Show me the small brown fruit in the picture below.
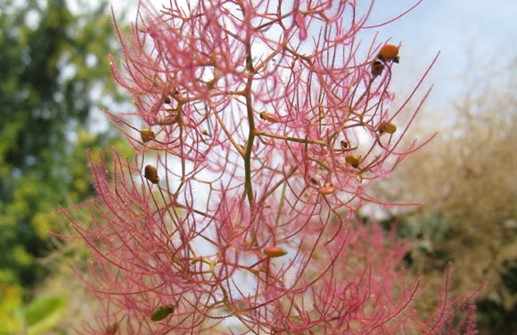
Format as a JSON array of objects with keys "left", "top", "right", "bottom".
[
  {"left": 378, "top": 121, "right": 397, "bottom": 134},
  {"left": 371, "top": 59, "right": 384, "bottom": 77},
  {"left": 345, "top": 155, "right": 360, "bottom": 168},
  {"left": 259, "top": 111, "right": 280, "bottom": 123},
  {"left": 264, "top": 246, "right": 287, "bottom": 258},
  {"left": 140, "top": 129, "right": 155, "bottom": 142},
  {"left": 378, "top": 44, "right": 400, "bottom": 63},
  {"left": 144, "top": 164, "right": 159, "bottom": 184},
  {"left": 319, "top": 182, "right": 335, "bottom": 195}
]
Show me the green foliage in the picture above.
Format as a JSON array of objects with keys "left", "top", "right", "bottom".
[
  {"left": 474, "top": 258, "right": 517, "bottom": 332},
  {"left": 0, "top": 0, "right": 123, "bottom": 315},
  {"left": 0, "top": 284, "right": 24, "bottom": 334},
  {"left": 502, "top": 259, "right": 517, "bottom": 295},
  {"left": 25, "top": 294, "right": 67, "bottom": 335},
  {"left": 0, "top": 288, "right": 67, "bottom": 335}
]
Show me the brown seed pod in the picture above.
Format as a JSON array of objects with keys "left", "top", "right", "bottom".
[
  {"left": 378, "top": 44, "right": 400, "bottom": 63},
  {"left": 105, "top": 323, "right": 118, "bottom": 335},
  {"left": 144, "top": 164, "right": 159, "bottom": 184},
  {"left": 264, "top": 246, "right": 287, "bottom": 258},
  {"left": 259, "top": 111, "right": 280, "bottom": 123},
  {"left": 319, "top": 182, "right": 335, "bottom": 195},
  {"left": 371, "top": 59, "right": 384, "bottom": 77},
  {"left": 378, "top": 121, "right": 397, "bottom": 134},
  {"left": 140, "top": 129, "right": 155, "bottom": 142},
  {"left": 345, "top": 155, "right": 360, "bottom": 168}
]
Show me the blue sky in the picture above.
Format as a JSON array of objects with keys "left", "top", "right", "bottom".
[{"left": 371, "top": 0, "right": 517, "bottom": 110}]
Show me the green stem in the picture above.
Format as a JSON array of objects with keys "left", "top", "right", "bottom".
[{"left": 243, "top": 76, "right": 255, "bottom": 206}]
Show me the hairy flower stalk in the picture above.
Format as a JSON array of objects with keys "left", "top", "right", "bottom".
[{"left": 64, "top": 0, "right": 479, "bottom": 333}]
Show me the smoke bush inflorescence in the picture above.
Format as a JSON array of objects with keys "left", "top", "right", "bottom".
[{"left": 65, "top": 1, "right": 479, "bottom": 333}]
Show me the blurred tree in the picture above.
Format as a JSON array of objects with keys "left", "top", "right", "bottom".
[
  {"left": 372, "top": 56, "right": 517, "bottom": 334},
  {"left": 0, "top": 0, "right": 124, "bottom": 326}
]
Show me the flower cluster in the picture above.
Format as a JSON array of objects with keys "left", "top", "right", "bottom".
[{"left": 66, "top": 0, "right": 478, "bottom": 333}]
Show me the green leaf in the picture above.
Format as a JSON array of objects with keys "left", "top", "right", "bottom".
[
  {"left": 24, "top": 294, "right": 66, "bottom": 335},
  {"left": 0, "top": 284, "right": 24, "bottom": 334}
]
